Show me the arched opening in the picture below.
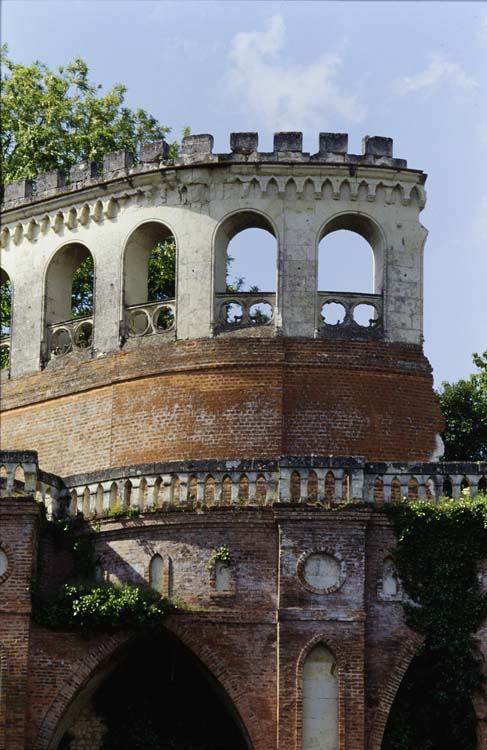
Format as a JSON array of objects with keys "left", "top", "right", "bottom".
[
  {"left": 291, "top": 471, "right": 301, "bottom": 502},
  {"left": 56, "top": 634, "right": 250, "bottom": 750},
  {"left": 307, "top": 471, "right": 318, "bottom": 501},
  {"left": 382, "top": 557, "right": 400, "bottom": 597},
  {"left": 238, "top": 474, "right": 249, "bottom": 501},
  {"left": 123, "top": 221, "right": 176, "bottom": 338},
  {"left": 317, "top": 215, "right": 384, "bottom": 335},
  {"left": 95, "top": 485, "right": 104, "bottom": 516},
  {"left": 302, "top": 645, "right": 338, "bottom": 750},
  {"left": 149, "top": 554, "right": 164, "bottom": 593},
  {"left": 205, "top": 475, "right": 216, "bottom": 504},
  {"left": 382, "top": 649, "right": 477, "bottom": 749},
  {"left": 0, "top": 268, "right": 12, "bottom": 370},
  {"left": 153, "top": 477, "right": 164, "bottom": 507},
  {"left": 44, "top": 243, "right": 94, "bottom": 359},
  {"left": 214, "top": 211, "right": 277, "bottom": 332},
  {"left": 255, "top": 474, "right": 267, "bottom": 504},
  {"left": 221, "top": 475, "right": 232, "bottom": 505}
]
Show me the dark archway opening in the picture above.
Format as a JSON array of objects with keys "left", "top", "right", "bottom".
[
  {"left": 59, "top": 633, "right": 250, "bottom": 750},
  {"left": 382, "top": 648, "right": 478, "bottom": 750}
]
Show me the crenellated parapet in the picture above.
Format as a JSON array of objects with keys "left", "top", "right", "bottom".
[{"left": 1, "top": 132, "right": 417, "bottom": 212}]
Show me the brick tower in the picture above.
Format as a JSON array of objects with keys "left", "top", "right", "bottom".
[{"left": 1, "top": 132, "right": 485, "bottom": 749}]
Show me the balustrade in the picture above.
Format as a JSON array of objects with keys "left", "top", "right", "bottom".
[
  {"left": 0, "top": 336, "right": 10, "bottom": 369},
  {"left": 2, "top": 451, "right": 485, "bottom": 520},
  {"left": 317, "top": 292, "right": 383, "bottom": 338},
  {"left": 214, "top": 292, "right": 275, "bottom": 332},
  {"left": 47, "top": 315, "right": 93, "bottom": 358},
  {"left": 124, "top": 300, "right": 176, "bottom": 338}
]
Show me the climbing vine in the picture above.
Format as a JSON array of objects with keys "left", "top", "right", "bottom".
[{"left": 383, "top": 494, "right": 487, "bottom": 750}]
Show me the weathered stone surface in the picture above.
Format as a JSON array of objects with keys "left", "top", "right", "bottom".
[
  {"left": 36, "top": 169, "right": 66, "bottom": 194},
  {"left": 69, "top": 161, "right": 99, "bottom": 183},
  {"left": 102, "top": 149, "right": 134, "bottom": 173},
  {"left": 230, "top": 132, "right": 258, "bottom": 154},
  {"left": 319, "top": 132, "right": 348, "bottom": 154},
  {"left": 139, "top": 139, "right": 169, "bottom": 163},
  {"left": 362, "top": 135, "right": 393, "bottom": 157},
  {"left": 181, "top": 134, "right": 214, "bottom": 156},
  {"left": 3, "top": 178, "right": 33, "bottom": 203},
  {"left": 274, "top": 131, "right": 303, "bottom": 152}
]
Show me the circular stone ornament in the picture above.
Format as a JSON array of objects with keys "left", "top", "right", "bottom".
[{"left": 299, "top": 551, "right": 346, "bottom": 594}]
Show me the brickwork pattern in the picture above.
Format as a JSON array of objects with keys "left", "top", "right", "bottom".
[{"left": 0, "top": 338, "right": 443, "bottom": 477}]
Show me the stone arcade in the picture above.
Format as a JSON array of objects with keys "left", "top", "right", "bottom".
[{"left": 0, "top": 132, "right": 486, "bottom": 749}]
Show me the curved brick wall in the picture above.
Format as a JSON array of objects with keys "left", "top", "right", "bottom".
[{"left": 0, "top": 337, "right": 443, "bottom": 477}]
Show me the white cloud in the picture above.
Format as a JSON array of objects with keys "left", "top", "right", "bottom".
[
  {"left": 227, "top": 15, "right": 364, "bottom": 130},
  {"left": 396, "top": 54, "right": 477, "bottom": 94}
]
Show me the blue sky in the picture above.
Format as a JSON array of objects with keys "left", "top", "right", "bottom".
[{"left": 3, "top": 0, "right": 486, "bottom": 384}]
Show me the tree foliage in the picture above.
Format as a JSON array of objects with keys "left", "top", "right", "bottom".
[
  {"left": 1, "top": 45, "right": 176, "bottom": 183},
  {"left": 437, "top": 351, "right": 487, "bottom": 460}
]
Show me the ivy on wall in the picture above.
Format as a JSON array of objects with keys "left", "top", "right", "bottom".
[
  {"left": 383, "top": 494, "right": 487, "bottom": 750},
  {"left": 32, "top": 518, "right": 176, "bottom": 635},
  {"left": 33, "top": 582, "right": 175, "bottom": 634}
]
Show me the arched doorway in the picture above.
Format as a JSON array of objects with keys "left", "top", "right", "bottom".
[{"left": 56, "top": 632, "right": 250, "bottom": 750}]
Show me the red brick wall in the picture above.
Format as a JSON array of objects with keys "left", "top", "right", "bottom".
[
  {"left": 2, "top": 503, "right": 487, "bottom": 749},
  {"left": 0, "top": 499, "right": 40, "bottom": 750},
  {"left": 0, "top": 338, "right": 443, "bottom": 476}
]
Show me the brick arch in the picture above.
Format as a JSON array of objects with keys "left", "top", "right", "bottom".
[
  {"left": 35, "top": 633, "right": 128, "bottom": 750},
  {"left": 36, "top": 621, "right": 255, "bottom": 750},
  {"left": 367, "top": 630, "right": 423, "bottom": 750},
  {"left": 295, "top": 632, "right": 348, "bottom": 750}
]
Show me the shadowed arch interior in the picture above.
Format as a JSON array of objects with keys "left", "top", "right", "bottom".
[
  {"left": 57, "top": 633, "right": 251, "bottom": 750},
  {"left": 381, "top": 648, "right": 477, "bottom": 750}
]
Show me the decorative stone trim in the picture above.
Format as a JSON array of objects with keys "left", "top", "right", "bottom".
[{"left": 297, "top": 549, "right": 347, "bottom": 595}]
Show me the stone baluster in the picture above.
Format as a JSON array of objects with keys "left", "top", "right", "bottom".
[
  {"left": 231, "top": 477, "right": 240, "bottom": 504},
  {"left": 468, "top": 475, "right": 479, "bottom": 498},
  {"left": 350, "top": 469, "right": 365, "bottom": 500},
  {"left": 400, "top": 477, "right": 409, "bottom": 500},
  {"left": 101, "top": 481, "right": 114, "bottom": 512},
  {"left": 247, "top": 472, "right": 257, "bottom": 502},
  {"left": 278, "top": 468, "right": 292, "bottom": 502},
  {"left": 196, "top": 475, "right": 205, "bottom": 504},
  {"left": 162, "top": 474, "right": 173, "bottom": 503},
  {"left": 451, "top": 475, "right": 462, "bottom": 500},
  {"left": 416, "top": 477, "right": 427, "bottom": 500},
  {"left": 334, "top": 469, "right": 344, "bottom": 502},
  {"left": 178, "top": 473, "right": 189, "bottom": 504},
  {"left": 130, "top": 478, "right": 142, "bottom": 508},
  {"left": 87, "top": 483, "right": 99, "bottom": 515}
]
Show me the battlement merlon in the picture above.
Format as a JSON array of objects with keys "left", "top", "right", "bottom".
[{"left": 0, "top": 132, "right": 425, "bottom": 213}]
